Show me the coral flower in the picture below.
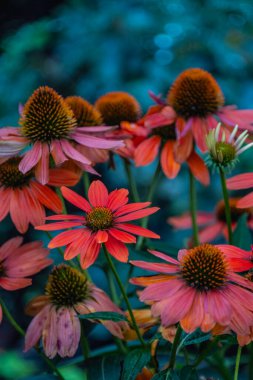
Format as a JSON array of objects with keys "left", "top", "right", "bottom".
[
  {"left": 0, "top": 236, "right": 51, "bottom": 323},
  {"left": 24, "top": 264, "right": 128, "bottom": 358},
  {"left": 0, "top": 157, "right": 76, "bottom": 233},
  {"left": 0, "top": 86, "right": 123, "bottom": 184},
  {"left": 36, "top": 180, "right": 160, "bottom": 268},
  {"left": 134, "top": 105, "right": 210, "bottom": 185},
  {"left": 227, "top": 173, "right": 253, "bottom": 208},
  {"left": 131, "top": 244, "right": 253, "bottom": 335},
  {"left": 146, "top": 68, "right": 253, "bottom": 152},
  {"left": 168, "top": 198, "right": 253, "bottom": 243}
]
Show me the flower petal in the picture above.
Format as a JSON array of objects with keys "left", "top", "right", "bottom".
[
  {"left": 135, "top": 136, "right": 161, "bottom": 166},
  {"left": 88, "top": 180, "right": 109, "bottom": 207},
  {"left": 105, "top": 235, "right": 129, "bottom": 262},
  {"left": 61, "top": 186, "right": 91, "bottom": 212}
]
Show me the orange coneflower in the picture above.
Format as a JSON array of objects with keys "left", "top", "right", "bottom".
[
  {"left": 131, "top": 244, "right": 253, "bottom": 335},
  {"left": 36, "top": 180, "right": 160, "bottom": 268},
  {"left": 168, "top": 198, "right": 253, "bottom": 243},
  {"left": 146, "top": 68, "right": 253, "bottom": 152},
  {"left": 24, "top": 264, "right": 128, "bottom": 358},
  {"left": 0, "top": 87, "right": 123, "bottom": 184}
]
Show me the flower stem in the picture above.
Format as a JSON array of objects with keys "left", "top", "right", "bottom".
[
  {"left": 219, "top": 168, "right": 233, "bottom": 244},
  {"left": 123, "top": 158, "right": 140, "bottom": 202},
  {"left": 56, "top": 187, "right": 67, "bottom": 214},
  {"left": 0, "top": 298, "right": 65, "bottom": 380},
  {"left": 80, "top": 322, "right": 90, "bottom": 360},
  {"left": 234, "top": 345, "right": 242, "bottom": 380},
  {"left": 82, "top": 172, "right": 90, "bottom": 198},
  {"left": 189, "top": 170, "right": 200, "bottom": 246},
  {"left": 136, "top": 161, "right": 161, "bottom": 250},
  {"left": 102, "top": 245, "right": 146, "bottom": 348},
  {"left": 168, "top": 324, "right": 183, "bottom": 369}
]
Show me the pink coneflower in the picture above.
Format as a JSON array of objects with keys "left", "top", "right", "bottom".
[
  {"left": 130, "top": 244, "right": 253, "bottom": 335},
  {"left": 0, "top": 236, "right": 51, "bottom": 323},
  {"left": 0, "top": 157, "right": 69, "bottom": 233},
  {"left": 227, "top": 173, "right": 253, "bottom": 208},
  {"left": 24, "top": 264, "right": 128, "bottom": 358},
  {"left": 0, "top": 86, "right": 123, "bottom": 184},
  {"left": 145, "top": 68, "right": 253, "bottom": 152},
  {"left": 36, "top": 180, "right": 160, "bottom": 268},
  {"left": 134, "top": 104, "right": 210, "bottom": 185},
  {"left": 168, "top": 198, "right": 253, "bottom": 243}
]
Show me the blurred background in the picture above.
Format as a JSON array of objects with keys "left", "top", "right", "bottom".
[{"left": 0, "top": 0, "right": 253, "bottom": 379}]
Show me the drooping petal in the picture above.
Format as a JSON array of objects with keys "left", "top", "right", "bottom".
[
  {"left": 160, "top": 140, "right": 181, "bottom": 179},
  {"left": 105, "top": 235, "right": 129, "bottom": 262},
  {"left": 237, "top": 192, "right": 253, "bottom": 208},
  {"left": 30, "top": 182, "right": 63, "bottom": 214},
  {"left": 0, "top": 188, "right": 11, "bottom": 222},
  {"left": 226, "top": 173, "right": 253, "bottom": 190},
  {"left": 19, "top": 141, "right": 42, "bottom": 174},
  {"left": 57, "top": 308, "right": 75, "bottom": 357},
  {"left": 50, "top": 140, "right": 68, "bottom": 165},
  {"left": 79, "top": 236, "right": 100, "bottom": 268},
  {"left": 95, "top": 230, "right": 109, "bottom": 243},
  {"left": 187, "top": 150, "right": 210, "bottom": 185},
  {"left": 34, "top": 143, "right": 49, "bottom": 185},
  {"left": 24, "top": 305, "right": 50, "bottom": 352},
  {"left": 61, "top": 139, "right": 91, "bottom": 165},
  {"left": 88, "top": 180, "right": 109, "bottom": 207},
  {"left": 191, "top": 117, "right": 209, "bottom": 152},
  {"left": 135, "top": 136, "right": 161, "bottom": 166},
  {"left": 10, "top": 189, "right": 29, "bottom": 233},
  {"left": 71, "top": 132, "right": 124, "bottom": 149},
  {"left": 43, "top": 306, "right": 58, "bottom": 359}
]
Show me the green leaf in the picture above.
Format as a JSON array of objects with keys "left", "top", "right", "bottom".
[
  {"left": 121, "top": 349, "right": 150, "bottom": 380},
  {"left": 152, "top": 369, "right": 179, "bottom": 380},
  {"left": 179, "top": 366, "right": 198, "bottom": 380},
  {"left": 233, "top": 214, "right": 252, "bottom": 249},
  {"left": 78, "top": 311, "right": 127, "bottom": 322},
  {"left": 182, "top": 329, "right": 211, "bottom": 346}
]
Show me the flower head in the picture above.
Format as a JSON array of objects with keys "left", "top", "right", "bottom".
[
  {"left": 0, "top": 87, "right": 123, "bottom": 184},
  {"left": 24, "top": 264, "right": 128, "bottom": 358},
  {"left": 131, "top": 244, "right": 253, "bottom": 335},
  {"left": 227, "top": 173, "right": 253, "bottom": 208},
  {"left": 65, "top": 96, "right": 103, "bottom": 127},
  {"left": 36, "top": 180, "right": 160, "bottom": 268},
  {"left": 95, "top": 91, "right": 141, "bottom": 126},
  {"left": 0, "top": 236, "right": 51, "bottom": 323},
  {"left": 206, "top": 123, "right": 253, "bottom": 171},
  {"left": 168, "top": 197, "right": 253, "bottom": 243},
  {"left": 144, "top": 68, "right": 253, "bottom": 152}
]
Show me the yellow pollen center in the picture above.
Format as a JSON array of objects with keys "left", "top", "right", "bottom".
[
  {"left": 95, "top": 91, "right": 141, "bottom": 126},
  {"left": 86, "top": 207, "right": 113, "bottom": 231},
  {"left": 45, "top": 265, "right": 90, "bottom": 307},
  {"left": 0, "top": 158, "right": 33, "bottom": 188},
  {"left": 65, "top": 96, "right": 103, "bottom": 126},
  {"left": 168, "top": 68, "right": 224, "bottom": 119},
  {"left": 20, "top": 86, "right": 77, "bottom": 143},
  {"left": 181, "top": 244, "right": 227, "bottom": 291},
  {"left": 216, "top": 199, "right": 252, "bottom": 223}
]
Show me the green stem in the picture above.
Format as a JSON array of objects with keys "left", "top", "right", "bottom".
[
  {"left": 82, "top": 172, "right": 90, "bottom": 198},
  {"left": 123, "top": 159, "right": 140, "bottom": 202},
  {"left": 219, "top": 168, "right": 233, "bottom": 244},
  {"left": 192, "top": 336, "right": 219, "bottom": 367},
  {"left": 234, "top": 345, "right": 242, "bottom": 380},
  {"left": 189, "top": 170, "right": 200, "bottom": 246},
  {"left": 0, "top": 298, "right": 65, "bottom": 380},
  {"left": 102, "top": 245, "right": 146, "bottom": 348},
  {"left": 168, "top": 325, "right": 183, "bottom": 369},
  {"left": 136, "top": 161, "right": 161, "bottom": 250},
  {"left": 56, "top": 187, "right": 67, "bottom": 214},
  {"left": 106, "top": 266, "right": 119, "bottom": 305},
  {"left": 80, "top": 323, "right": 90, "bottom": 360}
]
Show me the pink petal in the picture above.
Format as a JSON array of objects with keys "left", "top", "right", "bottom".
[
  {"left": 61, "top": 139, "right": 91, "bottom": 165},
  {"left": 43, "top": 306, "right": 58, "bottom": 358},
  {"left": 140, "top": 278, "right": 184, "bottom": 302},
  {"left": 147, "top": 249, "right": 179, "bottom": 264},
  {"left": 51, "top": 140, "right": 68, "bottom": 165},
  {"left": 48, "top": 229, "right": 86, "bottom": 248},
  {"left": 130, "top": 260, "right": 179, "bottom": 274},
  {"left": 30, "top": 182, "right": 63, "bottom": 214},
  {"left": 237, "top": 192, "right": 253, "bottom": 208},
  {"left": 57, "top": 308, "right": 76, "bottom": 357},
  {"left": 10, "top": 189, "right": 29, "bottom": 233},
  {"left": 0, "top": 277, "right": 31, "bottom": 290},
  {"left": 168, "top": 212, "right": 214, "bottom": 229},
  {"left": 61, "top": 186, "right": 91, "bottom": 212},
  {"left": 19, "top": 141, "right": 42, "bottom": 173},
  {"left": 45, "top": 214, "right": 85, "bottom": 221},
  {"left": 0, "top": 236, "right": 23, "bottom": 261},
  {"left": 24, "top": 305, "right": 50, "bottom": 352},
  {"left": 71, "top": 132, "right": 124, "bottom": 149},
  {"left": 114, "top": 202, "right": 151, "bottom": 217},
  {"left": 34, "top": 144, "right": 49, "bottom": 185},
  {"left": 198, "top": 223, "right": 223, "bottom": 243},
  {"left": 191, "top": 117, "right": 208, "bottom": 152},
  {"left": 88, "top": 180, "right": 108, "bottom": 207},
  {"left": 68, "top": 309, "right": 81, "bottom": 356},
  {"left": 226, "top": 173, "right": 253, "bottom": 190},
  {"left": 0, "top": 188, "right": 11, "bottom": 222},
  {"left": 36, "top": 221, "right": 82, "bottom": 231},
  {"left": 115, "top": 207, "right": 159, "bottom": 223}
]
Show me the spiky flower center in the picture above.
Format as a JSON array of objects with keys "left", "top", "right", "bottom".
[
  {"left": 168, "top": 68, "right": 224, "bottom": 119},
  {"left": 0, "top": 158, "right": 33, "bottom": 188},
  {"left": 20, "top": 86, "right": 77, "bottom": 143},
  {"left": 45, "top": 265, "right": 90, "bottom": 307},
  {"left": 152, "top": 124, "right": 177, "bottom": 141},
  {"left": 212, "top": 142, "right": 236, "bottom": 165},
  {"left": 86, "top": 207, "right": 113, "bottom": 231},
  {"left": 65, "top": 96, "right": 103, "bottom": 126},
  {"left": 95, "top": 91, "right": 141, "bottom": 126},
  {"left": 181, "top": 244, "right": 227, "bottom": 291},
  {"left": 216, "top": 199, "right": 252, "bottom": 223}
]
